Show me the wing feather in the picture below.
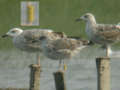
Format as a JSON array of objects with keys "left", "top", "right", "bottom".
[
  {"left": 96, "top": 24, "right": 120, "bottom": 41},
  {"left": 51, "top": 38, "right": 86, "bottom": 50}
]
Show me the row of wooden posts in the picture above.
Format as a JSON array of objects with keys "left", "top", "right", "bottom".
[{"left": 1, "top": 57, "right": 110, "bottom": 90}]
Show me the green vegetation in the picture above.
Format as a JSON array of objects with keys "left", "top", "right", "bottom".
[{"left": 0, "top": 0, "right": 120, "bottom": 49}]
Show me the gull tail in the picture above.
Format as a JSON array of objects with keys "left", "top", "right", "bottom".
[{"left": 82, "top": 40, "right": 95, "bottom": 46}]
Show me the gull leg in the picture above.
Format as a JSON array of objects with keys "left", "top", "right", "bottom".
[
  {"left": 106, "top": 46, "right": 109, "bottom": 57},
  {"left": 58, "top": 59, "right": 62, "bottom": 71},
  {"left": 63, "top": 60, "right": 67, "bottom": 72},
  {"left": 106, "top": 45, "right": 112, "bottom": 57},
  {"left": 36, "top": 53, "right": 40, "bottom": 66}
]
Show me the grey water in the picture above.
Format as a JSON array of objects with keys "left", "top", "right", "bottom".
[{"left": 0, "top": 47, "right": 120, "bottom": 90}]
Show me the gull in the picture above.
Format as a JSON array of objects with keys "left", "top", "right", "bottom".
[
  {"left": 76, "top": 13, "right": 120, "bottom": 57},
  {"left": 34, "top": 36, "right": 90, "bottom": 71},
  {"left": 1, "top": 28, "right": 67, "bottom": 65}
]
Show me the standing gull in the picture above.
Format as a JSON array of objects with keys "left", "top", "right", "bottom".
[
  {"left": 76, "top": 13, "right": 120, "bottom": 57},
  {"left": 1, "top": 28, "right": 67, "bottom": 65},
  {"left": 34, "top": 36, "right": 90, "bottom": 71}
]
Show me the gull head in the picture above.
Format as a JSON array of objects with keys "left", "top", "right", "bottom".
[
  {"left": 76, "top": 13, "right": 96, "bottom": 23},
  {"left": 2, "top": 28, "right": 23, "bottom": 38}
]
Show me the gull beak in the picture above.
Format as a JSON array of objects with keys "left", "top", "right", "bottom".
[
  {"left": 75, "top": 16, "right": 84, "bottom": 22},
  {"left": 1, "top": 34, "right": 9, "bottom": 38},
  {"left": 75, "top": 18, "right": 81, "bottom": 22}
]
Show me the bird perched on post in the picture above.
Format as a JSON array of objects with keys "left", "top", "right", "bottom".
[
  {"left": 1, "top": 28, "right": 67, "bottom": 65},
  {"left": 33, "top": 35, "right": 90, "bottom": 71},
  {"left": 76, "top": 13, "right": 120, "bottom": 57}
]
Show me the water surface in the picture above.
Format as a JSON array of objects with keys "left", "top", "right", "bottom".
[{"left": 0, "top": 47, "right": 120, "bottom": 90}]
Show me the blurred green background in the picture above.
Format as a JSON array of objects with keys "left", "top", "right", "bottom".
[{"left": 0, "top": 0, "right": 120, "bottom": 49}]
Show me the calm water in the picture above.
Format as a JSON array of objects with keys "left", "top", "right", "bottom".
[{"left": 0, "top": 47, "right": 120, "bottom": 90}]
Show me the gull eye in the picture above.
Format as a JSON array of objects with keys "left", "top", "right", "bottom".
[
  {"left": 84, "top": 15, "right": 88, "bottom": 18},
  {"left": 11, "top": 30, "right": 16, "bottom": 33}
]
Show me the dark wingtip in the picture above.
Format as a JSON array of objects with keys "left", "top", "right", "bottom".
[
  {"left": 82, "top": 40, "right": 95, "bottom": 46},
  {"left": 32, "top": 40, "right": 38, "bottom": 43},
  {"left": 1, "top": 34, "right": 8, "bottom": 38}
]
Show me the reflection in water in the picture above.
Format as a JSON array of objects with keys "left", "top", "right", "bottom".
[{"left": 0, "top": 47, "right": 120, "bottom": 90}]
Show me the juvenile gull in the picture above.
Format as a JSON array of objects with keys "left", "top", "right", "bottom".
[
  {"left": 76, "top": 13, "right": 120, "bottom": 57},
  {"left": 35, "top": 36, "right": 90, "bottom": 71},
  {"left": 1, "top": 28, "right": 67, "bottom": 65}
]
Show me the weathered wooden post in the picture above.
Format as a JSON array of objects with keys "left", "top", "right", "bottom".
[
  {"left": 54, "top": 71, "right": 66, "bottom": 90},
  {"left": 96, "top": 57, "right": 111, "bottom": 90},
  {"left": 29, "top": 64, "right": 41, "bottom": 90}
]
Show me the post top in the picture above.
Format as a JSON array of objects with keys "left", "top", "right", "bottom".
[
  {"left": 29, "top": 64, "right": 40, "bottom": 68},
  {"left": 96, "top": 57, "right": 110, "bottom": 60}
]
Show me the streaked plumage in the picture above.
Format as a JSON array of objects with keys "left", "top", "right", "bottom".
[
  {"left": 2, "top": 28, "right": 67, "bottom": 52},
  {"left": 35, "top": 36, "right": 90, "bottom": 70},
  {"left": 1, "top": 28, "right": 67, "bottom": 65},
  {"left": 77, "top": 13, "right": 120, "bottom": 57}
]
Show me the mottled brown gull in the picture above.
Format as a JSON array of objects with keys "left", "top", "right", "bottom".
[
  {"left": 76, "top": 13, "right": 120, "bottom": 57},
  {"left": 34, "top": 36, "right": 90, "bottom": 71},
  {"left": 1, "top": 28, "right": 67, "bottom": 65}
]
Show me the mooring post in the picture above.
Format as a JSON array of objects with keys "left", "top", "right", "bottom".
[
  {"left": 54, "top": 71, "right": 66, "bottom": 90},
  {"left": 96, "top": 57, "right": 111, "bottom": 90},
  {"left": 29, "top": 64, "right": 40, "bottom": 90}
]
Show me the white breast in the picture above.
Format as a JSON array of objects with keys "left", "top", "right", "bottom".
[
  {"left": 85, "top": 23, "right": 95, "bottom": 40},
  {"left": 12, "top": 36, "right": 26, "bottom": 50}
]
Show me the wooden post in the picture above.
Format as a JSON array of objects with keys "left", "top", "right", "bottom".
[
  {"left": 53, "top": 71, "right": 66, "bottom": 90},
  {"left": 29, "top": 64, "right": 40, "bottom": 90},
  {"left": 96, "top": 57, "right": 111, "bottom": 90}
]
